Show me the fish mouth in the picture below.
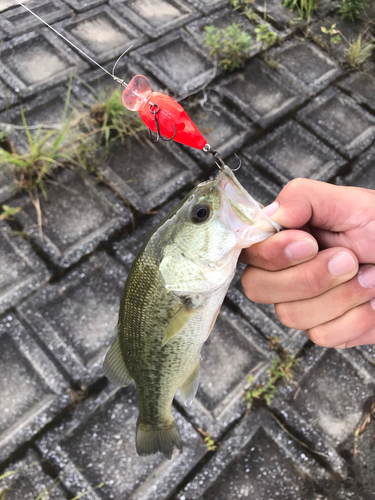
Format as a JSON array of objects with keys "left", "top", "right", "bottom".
[{"left": 216, "top": 165, "right": 279, "bottom": 243}]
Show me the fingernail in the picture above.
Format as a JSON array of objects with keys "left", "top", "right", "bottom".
[
  {"left": 263, "top": 201, "right": 279, "bottom": 217},
  {"left": 371, "top": 298, "right": 375, "bottom": 310},
  {"left": 285, "top": 238, "right": 318, "bottom": 260},
  {"left": 358, "top": 265, "right": 375, "bottom": 288},
  {"left": 328, "top": 252, "right": 356, "bottom": 277},
  {"left": 336, "top": 343, "right": 347, "bottom": 350}
]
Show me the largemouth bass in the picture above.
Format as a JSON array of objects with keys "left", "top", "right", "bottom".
[{"left": 103, "top": 164, "right": 280, "bottom": 459}]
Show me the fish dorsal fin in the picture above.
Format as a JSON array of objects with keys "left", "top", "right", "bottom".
[
  {"left": 162, "top": 300, "right": 199, "bottom": 346},
  {"left": 103, "top": 337, "right": 132, "bottom": 387},
  {"left": 179, "top": 359, "right": 200, "bottom": 406}
]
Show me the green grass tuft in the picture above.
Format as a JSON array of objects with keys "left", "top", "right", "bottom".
[{"left": 338, "top": 0, "right": 367, "bottom": 22}]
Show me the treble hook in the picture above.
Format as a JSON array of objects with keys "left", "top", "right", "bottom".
[
  {"left": 203, "top": 144, "right": 242, "bottom": 171},
  {"left": 148, "top": 104, "right": 176, "bottom": 143}
]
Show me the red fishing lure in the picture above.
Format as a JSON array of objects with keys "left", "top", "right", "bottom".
[{"left": 122, "top": 75, "right": 207, "bottom": 150}]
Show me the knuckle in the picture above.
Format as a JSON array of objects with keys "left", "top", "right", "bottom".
[
  {"left": 303, "top": 266, "right": 325, "bottom": 296},
  {"left": 275, "top": 303, "right": 298, "bottom": 329},
  {"left": 306, "top": 327, "right": 330, "bottom": 347},
  {"left": 241, "top": 269, "right": 259, "bottom": 302}
]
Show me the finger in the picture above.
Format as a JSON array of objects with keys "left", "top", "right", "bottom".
[
  {"left": 345, "top": 323, "right": 375, "bottom": 348},
  {"left": 275, "top": 265, "right": 375, "bottom": 330},
  {"left": 306, "top": 300, "right": 375, "bottom": 348},
  {"left": 242, "top": 247, "right": 358, "bottom": 304},
  {"left": 240, "top": 229, "right": 318, "bottom": 270},
  {"left": 265, "top": 178, "right": 375, "bottom": 233}
]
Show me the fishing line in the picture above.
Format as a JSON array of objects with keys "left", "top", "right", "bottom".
[{"left": 14, "top": 0, "right": 129, "bottom": 87}]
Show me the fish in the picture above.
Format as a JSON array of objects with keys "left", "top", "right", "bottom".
[{"left": 103, "top": 163, "right": 281, "bottom": 459}]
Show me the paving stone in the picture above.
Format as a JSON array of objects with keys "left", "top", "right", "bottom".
[
  {"left": 252, "top": 0, "right": 294, "bottom": 28},
  {"left": 55, "top": 6, "right": 145, "bottom": 65},
  {"left": 220, "top": 57, "right": 306, "bottom": 128},
  {"left": 177, "top": 409, "right": 331, "bottom": 500},
  {"left": 133, "top": 30, "right": 215, "bottom": 96},
  {"left": 0, "top": 0, "right": 73, "bottom": 37},
  {"left": 0, "top": 78, "right": 18, "bottom": 112},
  {"left": 0, "top": 449, "right": 68, "bottom": 499},
  {"left": 357, "top": 344, "right": 375, "bottom": 367},
  {"left": 338, "top": 71, "right": 375, "bottom": 115},
  {"left": 18, "top": 252, "right": 129, "bottom": 385},
  {"left": 312, "top": 15, "right": 367, "bottom": 63},
  {"left": 37, "top": 384, "right": 207, "bottom": 500},
  {"left": 244, "top": 120, "right": 347, "bottom": 186},
  {"left": 0, "top": 222, "right": 50, "bottom": 315},
  {"left": 110, "top": 0, "right": 197, "bottom": 39},
  {"left": 0, "top": 166, "right": 16, "bottom": 204},
  {"left": 0, "top": 314, "right": 69, "bottom": 463},
  {"left": 186, "top": 7, "right": 280, "bottom": 56},
  {"left": 344, "top": 146, "right": 375, "bottom": 189},
  {"left": 13, "top": 169, "right": 132, "bottom": 269},
  {"left": 112, "top": 196, "right": 182, "bottom": 267},
  {"left": 0, "top": 29, "right": 88, "bottom": 98},
  {"left": 297, "top": 88, "right": 375, "bottom": 159},
  {"left": 273, "top": 346, "right": 375, "bottom": 450},
  {"left": 184, "top": 0, "right": 227, "bottom": 15},
  {"left": 64, "top": 0, "right": 106, "bottom": 12},
  {"left": 270, "top": 40, "right": 343, "bottom": 96},
  {"left": 0, "top": 85, "right": 81, "bottom": 154},
  {"left": 99, "top": 136, "right": 200, "bottom": 213},
  {"left": 180, "top": 98, "right": 254, "bottom": 167}
]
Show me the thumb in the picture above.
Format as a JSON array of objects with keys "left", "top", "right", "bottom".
[{"left": 264, "top": 179, "right": 371, "bottom": 232}]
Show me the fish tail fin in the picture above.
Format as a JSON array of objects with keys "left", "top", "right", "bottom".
[{"left": 136, "top": 416, "right": 182, "bottom": 460}]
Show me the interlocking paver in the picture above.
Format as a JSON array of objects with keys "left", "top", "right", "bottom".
[
  {"left": 269, "top": 39, "right": 343, "bottom": 95},
  {"left": 297, "top": 88, "right": 375, "bottom": 159},
  {"left": 18, "top": 252, "right": 128, "bottom": 384},
  {"left": 99, "top": 137, "right": 200, "bottom": 213},
  {"left": 133, "top": 29, "right": 215, "bottom": 96},
  {"left": 338, "top": 71, "right": 375, "bottom": 115},
  {"left": 0, "top": 449, "right": 68, "bottom": 500},
  {"left": 177, "top": 409, "right": 331, "bottom": 500},
  {"left": 184, "top": 0, "right": 227, "bottom": 15},
  {"left": 0, "top": 78, "right": 18, "bottom": 111},
  {"left": 0, "top": 0, "right": 73, "bottom": 37},
  {"left": 252, "top": 0, "right": 294, "bottom": 28},
  {"left": 0, "top": 314, "right": 69, "bottom": 463},
  {"left": 13, "top": 170, "right": 131, "bottom": 269},
  {"left": 110, "top": 0, "right": 197, "bottom": 38},
  {"left": 0, "top": 0, "right": 32, "bottom": 13},
  {"left": 63, "top": 0, "right": 106, "bottom": 12},
  {"left": 0, "top": 166, "right": 15, "bottom": 204},
  {"left": 220, "top": 57, "right": 306, "bottom": 128},
  {"left": 37, "top": 384, "right": 207, "bottom": 500},
  {"left": 181, "top": 98, "right": 254, "bottom": 167},
  {"left": 0, "top": 29, "right": 88, "bottom": 98},
  {"left": 0, "top": 222, "right": 50, "bottom": 315},
  {"left": 344, "top": 146, "right": 375, "bottom": 189},
  {"left": 244, "top": 120, "right": 347, "bottom": 186},
  {"left": 55, "top": 6, "right": 146, "bottom": 65}
]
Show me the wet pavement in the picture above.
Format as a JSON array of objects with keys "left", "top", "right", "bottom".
[{"left": 0, "top": 0, "right": 374, "bottom": 499}]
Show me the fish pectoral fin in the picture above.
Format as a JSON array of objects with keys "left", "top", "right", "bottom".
[
  {"left": 162, "top": 300, "right": 198, "bottom": 347},
  {"left": 179, "top": 359, "right": 200, "bottom": 406},
  {"left": 103, "top": 337, "right": 132, "bottom": 387}
]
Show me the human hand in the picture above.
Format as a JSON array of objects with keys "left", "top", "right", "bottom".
[{"left": 241, "top": 179, "right": 375, "bottom": 349}]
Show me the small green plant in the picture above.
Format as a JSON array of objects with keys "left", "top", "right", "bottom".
[
  {"left": 204, "top": 434, "right": 217, "bottom": 451},
  {"left": 345, "top": 33, "right": 374, "bottom": 67},
  {"left": 338, "top": 0, "right": 367, "bottom": 22},
  {"left": 255, "top": 23, "right": 278, "bottom": 48},
  {"left": 0, "top": 205, "right": 21, "bottom": 221},
  {"left": 230, "top": 0, "right": 254, "bottom": 10},
  {"left": 204, "top": 23, "right": 254, "bottom": 71},
  {"left": 283, "top": 0, "right": 320, "bottom": 20},
  {"left": 245, "top": 338, "right": 300, "bottom": 410},
  {"left": 321, "top": 24, "right": 342, "bottom": 44},
  {"left": 89, "top": 88, "right": 146, "bottom": 148}
]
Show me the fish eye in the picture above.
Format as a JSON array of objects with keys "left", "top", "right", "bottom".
[{"left": 191, "top": 204, "right": 211, "bottom": 223}]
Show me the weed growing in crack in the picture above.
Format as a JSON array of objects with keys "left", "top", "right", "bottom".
[
  {"left": 321, "top": 24, "right": 342, "bottom": 44},
  {"left": 244, "top": 337, "right": 300, "bottom": 410},
  {"left": 345, "top": 33, "right": 374, "bottom": 67},
  {"left": 204, "top": 22, "right": 254, "bottom": 71},
  {"left": 283, "top": 0, "right": 320, "bottom": 21},
  {"left": 255, "top": 23, "right": 279, "bottom": 48},
  {"left": 0, "top": 205, "right": 21, "bottom": 221},
  {"left": 338, "top": 0, "right": 368, "bottom": 22}
]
